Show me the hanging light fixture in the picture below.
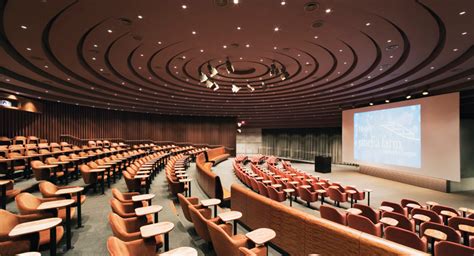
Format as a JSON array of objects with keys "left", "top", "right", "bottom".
[
  {"left": 280, "top": 66, "right": 289, "bottom": 80},
  {"left": 225, "top": 57, "right": 235, "bottom": 74},
  {"left": 247, "top": 84, "right": 255, "bottom": 92},
  {"left": 199, "top": 72, "right": 208, "bottom": 83},
  {"left": 205, "top": 79, "right": 214, "bottom": 88},
  {"left": 231, "top": 84, "right": 241, "bottom": 93},
  {"left": 213, "top": 82, "right": 219, "bottom": 91},
  {"left": 207, "top": 62, "right": 218, "bottom": 77},
  {"left": 270, "top": 62, "right": 279, "bottom": 77}
]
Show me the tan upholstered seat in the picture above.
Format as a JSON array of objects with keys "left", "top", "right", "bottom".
[
  {"left": 15, "top": 192, "right": 75, "bottom": 221},
  {"left": 108, "top": 213, "right": 162, "bottom": 247},
  {"left": 207, "top": 220, "right": 251, "bottom": 256},
  {"left": 107, "top": 236, "right": 156, "bottom": 256},
  {"left": 177, "top": 193, "right": 204, "bottom": 222},
  {"left": 38, "top": 181, "right": 86, "bottom": 205}
]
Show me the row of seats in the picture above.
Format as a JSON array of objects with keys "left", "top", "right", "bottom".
[
  {"left": 195, "top": 153, "right": 230, "bottom": 203},
  {"left": 205, "top": 147, "right": 230, "bottom": 165}
]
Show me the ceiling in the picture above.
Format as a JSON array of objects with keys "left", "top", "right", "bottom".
[{"left": 0, "top": 0, "right": 473, "bottom": 128}]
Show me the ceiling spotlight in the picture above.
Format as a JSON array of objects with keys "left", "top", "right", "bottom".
[
  {"left": 365, "top": 22, "right": 371, "bottom": 26},
  {"left": 237, "top": 129, "right": 242, "bottom": 133},
  {"left": 369, "top": 102, "right": 374, "bottom": 106},
  {"left": 453, "top": 48, "right": 458, "bottom": 52},
  {"left": 325, "top": 8, "right": 332, "bottom": 13},
  {"left": 21, "top": 25, "right": 28, "bottom": 29},
  {"left": 274, "top": 26, "right": 279, "bottom": 32},
  {"left": 182, "top": 5, "right": 187, "bottom": 9},
  {"left": 207, "top": 62, "right": 218, "bottom": 77},
  {"left": 281, "top": 1, "right": 286, "bottom": 5},
  {"left": 237, "top": 122, "right": 242, "bottom": 127},
  {"left": 213, "top": 82, "right": 219, "bottom": 91},
  {"left": 273, "top": 46, "right": 278, "bottom": 50},
  {"left": 245, "top": 44, "right": 250, "bottom": 48},
  {"left": 387, "top": 39, "right": 392, "bottom": 43},
  {"left": 158, "top": 41, "right": 162, "bottom": 44},
  {"left": 205, "top": 80, "right": 214, "bottom": 88},
  {"left": 26, "top": 47, "right": 31, "bottom": 51},
  {"left": 406, "top": 94, "right": 412, "bottom": 99},
  {"left": 93, "top": 44, "right": 98, "bottom": 48},
  {"left": 199, "top": 72, "right": 208, "bottom": 83},
  {"left": 233, "top": 0, "right": 239, "bottom": 4},
  {"left": 247, "top": 84, "right": 255, "bottom": 92},
  {"left": 232, "top": 84, "right": 241, "bottom": 93},
  {"left": 314, "top": 36, "right": 318, "bottom": 39},
  {"left": 237, "top": 26, "right": 241, "bottom": 30},
  {"left": 385, "top": 99, "right": 390, "bottom": 103},
  {"left": 422, "top": 90, "right": 429, "bottom": 96},
  {"left": 200, "top": 49, "right": 204, "bottom": 52},
  {"left": 192, "top": 31, "right": 196, "bottom": 35},
  {"left": 137, "top": 15, "right": 143, "bottom": 19},
  {"left": 462, "top": 32, "right": 468, "bottom": 35},
  {"left": 223, "top": 45, "right": 227, "bottom": 49},
  {"left": 107, "top": 29, "right": 113, "bottom": 33},
  {"left": 225, "top": 58, "right": 235, "bottom": 74},
  {"left": 459, "top": 11, "right": 466, "bottom": 15}
]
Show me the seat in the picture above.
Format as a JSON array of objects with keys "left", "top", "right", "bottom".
[
  {"left": 107, "top": 236, "right": 156, "bottom": 256},
  {"left": 38, "top": 181, "right": 86, "bottom": 205},
  {"left": 0, "top": 137, "right": 11, "bottom": 146},
  {"left": 207, "top": 220, "right": 251, "bottom": 256},
  {"left": 353, "top": 203, "right": 380, "bottom": 224},
  {"left": 15, "top": 192, "right": 75, "bottom": 221},
  {"left": 124, "top": 171, "right": 148, "bottom": 193},
  {"left": 267, "top": 186, "right": 286, "bottom": 202},
  {"left": 13, "top": 136, "right": 26, "bottom": 145},
  {"left": 6, "top": 152, "right": 27, "bottom": 178},
  {"left": 27, "top": 136, "right": 40, "bottom": 145},
  {"left": 447, "top": 216, "right": 474, "bottom": 245},
  {"left": 30, "top": 160, "right": 63, "bottom": 182},
  {"left": 256, "top": 182, "right": 269, "bottom": 197},
  {"left": 320, "top": 205, "right": 347, "bottom": 225},
  {"left": 177, "top": 193, "right": 204, "bottom": 222},
  {"left": 347, "top": 214, "right": 382, "bottom": 237},
  {"left": 381, "top": 201, "right": 408, "bottom": 216},
  {"left": 431, "top": 205, "right": 460, "bottom": 224},
  {"left": 327, "top": 187, "right": 347, "bottom": 207},
  {"left": 381, "top": 211, "right": 415, "bottom": 232},
  {"left": 108, "top": 213, "right": 162, "bottom": 247},
  {"left": 1, "top": 180, "right": 20, "bottom": 204},
  {"left": 434, "top": 241, "right": 474, "bottom": 256},
  {"left": 298, "top": 186, "right": 318, "bottom": 207},
  {"left": 109, "top": 198, "right": 148, "bottom": 219},
  {"left": 80, "top": 164, "right": 107, "bottom": 192},
  {"left": 188, "top": 205, "right": 222, "bottom": 242},
  {"left": 401, "top": 198, "right": 423, "bottom": 216},
  {"left": 111, "top": 188, "right": 139, "bottom": 204},
  {"left": 0, "top": 209, "right": 64, "bottom": 256},
  {"left": 420, "top": 222, "right": 461, "bottom": 243},
  {"left": 384, "top": 226, "right": 428, "bottom": 252},
  {"left": 238, "top": 247, "right": 267, "bottom": 256},
  {"left": 411, "top": 208, "right": 443, "bottom": 224}
]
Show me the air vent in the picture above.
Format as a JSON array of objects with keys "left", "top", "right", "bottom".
[
  {"left": 304, "top": 2, "right": 320, "bottom": 12},
  {"left": 305, "top": 62, "right": 313, "bottom": 66},
  {"left": 118, "top": 18, "right": 133, "bottom": 26},
  {"left": 30, "top": 56, "right": 44, "bottom": 61},
  {"left": 312, "top": 20, "right": 324, "bottom": 28},
  {"left": 132, "top": 35, "right": 143, "bottom": 41},
  {"left": 214, "top": 0, "right": 228, "bottom": 7},
  {"left": 229, "top": 43, "right": 240, "bottom": 48},
  {"left": 385, "top": 44, "right": 399, "bottom": 51}
]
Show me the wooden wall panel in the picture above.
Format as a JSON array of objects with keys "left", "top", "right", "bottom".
[{"left": 0, "top": 101, "right": 236, "bottom": 150}]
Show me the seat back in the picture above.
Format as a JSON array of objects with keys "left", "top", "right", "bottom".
[
  {"left": 448, "top": 216, "right": 474, "bottom": 234},
  {"left": 80, "top": 164, "right": 96, "bottom": 184},
  {"left": 38, "top": 181, "right": 59, "bottom": 198},
  {"left": 207, "top": 220, "right": 244, "bottom": 256},
  {"left": 434, "top": 241, "right": 474, "bottom": 256},
  {"left": 420, "top": 222, "right": 461, "bottom": 243},
  {"left": 109, "top": 198, "right": 135, "bottom": 218},
  {"left": 15, "top": 193, "right": 42, "bottom": 214},
  {"left": 267, "top": 186, "right": 285, "bottom": 202},
  {"left": 382, "top": 211, "right": 414, "bottom": 232},
  {"left": 431, "top": 205, "right": 459, "bottom": 217},
  {"left": 177, "top": 193, "right": 195, "bottom": 222},
  {"left": 106, "top": 236, "right": 155, "bottom": 256},
  {"left": 188, "top": 205, "right": 213, "bottom": 242},
  {"left": 0, "top": 209, "right": 21, "bottom": 241},
  {"left": 111, "top": 188, "right": 128, "bottom": 202},
  {"left": 320, "top": 205, "right": 347, "bottom": 225},
  {"left": 385, "top": 226, "right": 427, "bottom": 252},
  {"left": 381, "top": 201, "right": 407, "bottom": 216},
  {"left": 411, "top": 208, "right": 442, "bottom": 224},
  {"left": 257, "top": 182, "right": 268, "bottom": 197},
  {"left": 353, "top": 203, "right": 379, "bottom": 224},
  {"left": 347, "top": 214, "right": 381, "bottom": 237}
]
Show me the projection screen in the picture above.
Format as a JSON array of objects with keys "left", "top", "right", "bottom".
[{"left": 342, "top": 92, "right": 460, "bottom": 181}]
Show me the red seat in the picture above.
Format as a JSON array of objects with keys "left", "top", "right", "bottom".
[
  {"left": 382, "top": 211, "right": 415, "bottom": 232},
  {"left": 267, "top": 186, "right": 286, "bottom": 202},
  {"left": 354, "top": 203, "right": 380, "bottom": 224},
  {"left": 385, "top": 226, "right": 428, "bottom": 252},
  {"left": 401, "top": 198, "right": 423, "bottom": 216},
  {"left": 411, "top": 208, "right": 442, "bottom": 225},
  {"left": 381, "top": 201, "right": 408, "bottom": 216},
  {"left": 256, "top": 182, "right": 268, "bottom": 197},
  {"left": 320, "top": 205, "right": 347, "bottom": 225},
  {"left": 447, "top": 216, "right": 474, "bottom": 245},
  {"left": 420, "top": 222, "right": 461, "bottom": 243},
  {"left": 347, "top": 214, "right": 382, "bottom": 237},
  {"left": 343, "top": 185, "right": 364, "bottom": 201},
  {"left": 298, "top": 186, "right": 318, "bottom": 207},
  {"left": 434, "top": 241, "right": 474, "bottom": 256},
  {"left": 327, "top": 187, "right": 347, "bottom": 207},
  {"left": 431, "top": 205, "right": 460, "bottom": 224}
]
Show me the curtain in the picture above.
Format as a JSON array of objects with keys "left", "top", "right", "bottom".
[{"left": 261, "top": 127, "right": 342, "bottom": 163}]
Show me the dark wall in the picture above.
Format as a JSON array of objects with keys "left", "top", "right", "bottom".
[
  {"left": 461, "top": 118, "right": 474, "bottom": 178},
  {"left": 262, "top": 127, "right": 342, "bottom": 163},
  {"left": 0, "top": 101, "right": 236, "bottom": 150}
]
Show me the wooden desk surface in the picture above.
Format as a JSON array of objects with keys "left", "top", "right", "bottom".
[
  {"left": 363, "top": 189, "right": 373, "bottom": 192},
  {"left": 271, "top": 184, "right": 282, "bottom": 188},
  {"left": 345, "top": 190, "right": 357, "bottom": 194},
  {"left": 299, "top": 185, "right": 311, "bottom": 189},
  {"left": 55, "top": 187, "right": 84, "bottom": 195},
  {"left": 218, "top": 211, "right": 242, "bottom": 222},
  {"left": 406, "top": 203, "right": 421, "bottom": 209},
  {"left": 315, "top": 189, "right": 327, "bottom": 194},
  {"left": 424, "top": 228, "right": 447, "bottom": 241},
  {"left": 140, "top": 221, "right": 174, "bottom": 238},
  {"left": 0, "top": 180, "right": 12, "bottom": 186},
  {"left": 201, "top": 198, "right": 221, "bottom": 207},
  {"left": 9, "top": 217, "right": 62, "bottom": 237},
  {"left": 283, "top": 188, "right": 295, "bottom": 193},
  {"left": 135, "top": 205, "right": 163, "bottom": 216},
  {"left": 37, "top": 199, "right": 75, "bottom": 210},
  {"left": 160, "top": 247, "right": 197, "bottom": 256},
  {"left": 89, "top": 168, "right": 106, "bottom": 173},
  {"left": 412, "top": 214, "right": 431, "bottom": 222},
  {"left": 378, "top": 206, "right": 394, "bottom": 212},
  {"left": 380, "top": 217, "right": 399, "bottom": 226},
  {"left": 440, "top": 210, "right": 458, "bottom": 218},
  {"left": 132, "top": 194, "right": 155, "bottom": 202},
  {"left": 179, "top": 178, "right": 192, "bottom": 183},
  {"left": 459, "top": 224, "right": 474, "bottom": 234},
  {"left": 246, "top": 228, "right": 276, "bottom": 245},
  {"left": 346, "top": 208, "right": 362, "bottom": 215},
  {"left": 134, "top": 174, "right": 149, "bottom": 179}
]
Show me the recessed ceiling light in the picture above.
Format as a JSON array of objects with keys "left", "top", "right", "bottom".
[
  {"left": 430, "top": 66, "right": 435, "bottom": 70},
  {"left": 233, "top": 0, "right": 239, "bottom": 4},
  {"left": 325, "top": 8, "right": 332, "bottom": 13},
  {"left": 44, "top": 65, "right": 48, "bottom": 69},
  {"left": 406, "top": 95, "right": 412, "bottom": 99},
  {"left": 245, "top": 44, "right": 250, "bottom": 48},
  {"left": 365, "top": 22, "right": 371, "bottom": 26},
  {"left": 192, "top": 31, "right": 196, "bottom": 35},
  {"left": 387, "top": 39, "right": 392, "bottom": 43},
  {"left": 385, "top": 99, "right": 390, "bottom": 103},
  {"left": 343, "top": 62, "right": 347, "bottom": 65},
  {"left": 200, "top": 49, "right": 204, "bottom": 52},
  {"left": 99, "top": 68, "right": 103, "bottom": 71},
  {"left": 314, "top": 35, "right": 318, "bottom": 39},
  {"left": 92, "top": 57, "right": 96, "bottom": 61},
  {"left": 137, "top": 15, "right": 143, "bottom": 19},
  {"left": 67, "top": 78, "right": 71, "bottom": 81},
  {"left": 140, "top": 54, "right": 144, "bottom": 57},
  {"left": 467, "top": 77, "right": 471, "bottom": 80},
  {"left": 26, "top": 47, "right": 31, "bottom": 51},
  {"left": 461, "top": 32, "right": 468, "bottom": 35},
  {"left": 21, "top": 25, "right": 28, "bottom": 30},
  {"left": 138, "top": 67, "right": 142, "bottom": 69},
  {"left": 369, "top": 102, "right": 374, "bottom": 106},
  {"left": 339, "top": 49, "right": 343, "bottom": 52},
  {"left": 121, "top": 82, "right": 125, "bottom": 85},
  {"left": 223, "top": 45, "right": 227, "bottom": 49},
  {"left": 107, "top": 29, "right": 113, "bottom": 33},
  {"left": 260, "top": 59, "right": 263, "bottom": 62},
  {"left": 422, "top": 90, "right": 429, "bottom": 96},
  {"left": 158, "top": 41, "right": 162, "bottom": 44},
  {"left": 239, "top": 57, "right": 243, "bottom": 60},
  {"left": 459, "top": 11, "right": 466, "bottom": 15},
  {"left": 182, "top": 5, "right": 187, "bottom": 9},
  {"left": 389, "top": 55, "right": 394, "bottom": 58},
  {"left": 237, "top": 26, "right": 241, "bottom": 30},
  {"left": 174, "top": 66, "right": 177, "bottom": 69},
  {"left": 182, "top": 55, "right": 186, "bottom": 59},
  {"left": 273, "top": 46, "right": 277, "bottom": 50},
  {"left": 453, "top": 48, "right": 459, "bottom": 52},
  {"left": 93, "top": 44, "right": 98, "bottom": 48},
  {"left": 274, "top": 26, "right": 279, "bottom": 32},
  {"left": 281, "top": 1, "right": 286, "bottom": 5}
]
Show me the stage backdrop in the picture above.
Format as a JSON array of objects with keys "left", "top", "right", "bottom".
[{"left": 0, "top": 101, "right": 236, "bottom": 150}]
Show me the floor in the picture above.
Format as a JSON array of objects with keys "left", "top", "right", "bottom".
[{"left": 4, "top": 157, "right": 474, "bottom": 255}]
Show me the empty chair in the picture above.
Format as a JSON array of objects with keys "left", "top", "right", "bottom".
[
  {"left": 111, "top": 188, "right": 140, "bottom": 204},
  {"left": 327, "top": 187, "right": 348, "bottom": 207},
  {"left": 188, "top": 205, "right": 221, "bottom": 243},
  {"left": 320, "top": 205, "right": 347, "bottom": 225},
  {"left": 0, "top": 209, "right": 64, "bottom": 256},
  {"left": 382, "top": 211, "right": 415, "bottom": 232},
  {"left": 384, "top": 226, "right": 428, "bottom": 252},
  {"left": 30, "top": 160, "right": 63, "bottom": 182},
  {"left": 166, "top": 175, "right": 186, "bottom": 196},
  {"left": 420, "top": 222, "right": 461, "bottom": 244},
  {"left": 108, "top": 213, "right": 162, "bottom": 247},
  {"left": 15, "top": 192, "right": 75, "bottom": 221},
  {"left": 267, "top": 186, "right": 286, "bottom": 202},
  {"left": 0, "top": 180, "right": 20, "bottom": 206},
  {"left": 431, "top": 205, "right": 460, "bottom": 224},
  {"left": 256, "top": 182, "right": 269, "bottom": 197},
  {"left": 353, "top": 203, "right": 380, "bottom": 224},
  {"left": 177, "top": 193, "right": 204, "bottom": 222},
  {"left": 411, "top": 208, "right": 443, "bottom": 224},
  {"left": 381, "top": 201, "right": 408, "bottom": 216},
  {"left": 38, "top": 181, "right": 86, "bottom": 205},
  {"left": 109, "top": 198, "right": 148, "bottom": 219},
  {"left": 298, "top": 186, "right": 318, "bottom": 207},
  {"left": 207, "top": 220, "right": 255, "bottom": 256},
  {"left": 238, "top": 247, "right": 267, "bottom": 256},
  {"left": 0, "top": 137, "right": 11, "bottom": 146},
  {"left": 434, "top": 241, "right": 474, "bottom": 256},
  {"left": 13, "top": 136, "right": 26, "bottom": 145},
  {"left": 347, "top": 214, "right": 382, "bottom": 237},
  {"left": 27, "top": 136, "right": 40, "bottom": 145},
  {"left": 107, "top": 236, "right": 155, "bottom": 256},
  {"left": 249, "top": 178, "right": 259, "bottom": 192},
  {"left": 80, "top": 164, "right": 107, "bottom": 193},
  {"left": 447, "top": 216, "right": 474, "bottom": 245},
  {"left": 401, "top": 198, "right": 423, "bottom": 216}
]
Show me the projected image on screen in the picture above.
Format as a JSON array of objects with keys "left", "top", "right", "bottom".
[{"left": 354, "top": 105, "right": 421, "bottom": 168}]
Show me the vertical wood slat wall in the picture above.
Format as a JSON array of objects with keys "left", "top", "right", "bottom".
[{"left": 0, "top": 101, "right": 236, "bottom": 149}]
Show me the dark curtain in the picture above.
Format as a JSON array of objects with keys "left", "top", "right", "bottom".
[{"left": 262, "top": 127, "right": 342, "bottom": 163}]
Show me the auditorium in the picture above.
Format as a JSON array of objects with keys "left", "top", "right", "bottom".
[{"left": 1, "top": 0, "right": 474, "bottom": 255}]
